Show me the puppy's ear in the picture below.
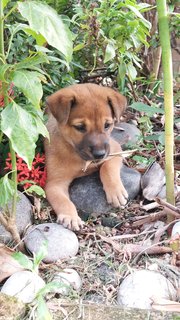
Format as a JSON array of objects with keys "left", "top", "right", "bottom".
[
  {"left": 46, "top": 89, "right": 76, "bottom": 124},
  {"left": 108, "top": 91, "right": 127, "bottom": 123}
]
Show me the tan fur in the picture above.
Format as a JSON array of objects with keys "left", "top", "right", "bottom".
[{"left": 44, "top": 83, "right": 128, "bottom": 230}]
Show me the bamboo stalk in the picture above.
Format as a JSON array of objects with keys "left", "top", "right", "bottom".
[
  {"left": 0, "top": 0, "right": 4, "bottom": 62},
  {"left": 156, "top": 1, "right": 175, "bottom": 215}
]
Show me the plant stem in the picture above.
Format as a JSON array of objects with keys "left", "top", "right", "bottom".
[
  {"left": 9, "top": 142, "right": 17, "bottom": 220},
  {"left": 0, "top": 0, "right": 4, "bottom": 63},
  {"left": 156, "top": 1, "right": 175, "bottom": 211}
]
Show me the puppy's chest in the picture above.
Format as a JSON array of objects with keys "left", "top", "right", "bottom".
[{"left": 77, "top": 159, "right": 104, "bottom": 178}]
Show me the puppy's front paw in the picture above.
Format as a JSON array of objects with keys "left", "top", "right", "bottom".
[
  {"left": 57, "top": 213, "right": 84, "bottom": 231},
  {"left": 105, "top": 183, "right": 128, "bottom": 208}
]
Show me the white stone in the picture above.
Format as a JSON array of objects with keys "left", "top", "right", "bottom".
[
  {"left": 117, "top": 269, "right": 176, "bottom": 309},
  {"left": 172, "top": 221, "right": 180, "bottom": 236},
  {"left": 53, "top": 268, "right": 82, "bottom": 295},
  {"left": 24, "top": 223, "right": 79, "bottom": 263},
  {"left": 1, "top": 270, "right": 45, "bottom": 303}
]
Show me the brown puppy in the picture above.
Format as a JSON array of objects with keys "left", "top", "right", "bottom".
[{"left": 44, "top": 83, "right": 128, "bottom": 230}]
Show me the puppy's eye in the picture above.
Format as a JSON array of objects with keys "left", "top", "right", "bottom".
[
  {"left": 73, "top": 124, "right": 86, "bottom": 133},
  {"left": 104, "top": 122, "right": 112, "bottom": 130}
]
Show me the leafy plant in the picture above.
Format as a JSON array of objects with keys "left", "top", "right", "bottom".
[
  {"left": 0, "top": 0, "right": 73, "bottom": 246},
  {"left": 13, "top": 240, "right": 48, "bottom": 273},
  {"left": 72, "top": 0, "right": 152, "bottom": 92},
  {"left": 13, "top": 242, "right": 68, "bottom": 320}
]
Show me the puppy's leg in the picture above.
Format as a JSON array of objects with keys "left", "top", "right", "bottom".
[
  {"left": 45, "top": 181, "right": 83, "bottom": 231},
  {"left": 99, "top": 141, "right": 128, "bottom": 208}
]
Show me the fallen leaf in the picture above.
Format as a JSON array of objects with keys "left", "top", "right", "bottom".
[{"left": 0, "top": 244, "right": 24, "bottom": 282}]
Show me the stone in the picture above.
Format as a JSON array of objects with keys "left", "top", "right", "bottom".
[
  {"left": 53, "top": 268, "right": 82, "bottom": 295},
  {"left": 111, "top": 122, "right": 141, "bottom": 149},
  {"left": 117, "top": 269, "right": 177, "bottom": 310},
  {"left": 141, "top": 162, "right": 165, "bottom": 200},
  {"left": 1, "top": 270, "right": 45, "bottom": 304},
  {"left": 24, "top": 223, "right": 79, "bottom": 263},
  {"left": 84, "top": 293, "right": 106, "bottom": 304},
  {"left": 172, "top": 221, "right": 180, "bottom": 237},
  {"left": 0, "top": 192, "right": 33, "bottom": 243},
  {"left": 96, "top": 263, "right": 116, "bottom": 285},
  {"left": 70, "top": 165, "right": 141, "bottom": 216}
]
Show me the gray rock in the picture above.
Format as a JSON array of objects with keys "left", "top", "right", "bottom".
[
  {"left": 70, "top": 164, "right": 141, "bottom": 215},
  {"left": 112, "top": 122, "right": 141, "bottom": 149},
  {"left": 141, "top": 162, "right": 165, "bottom": 200},
  {"left": 96, "top": 263, "right": 116, "bottom": 285},
  {"left": 0, "top": 192, "right": 33, "bottom": 243},
  {"left": 84, "top": 293, "right": 106, "bottom": 304},
  {"left": 24, "top": 223, "right": 79, "bottom": 263},
  {"left": 117, "top": 270, "right": 177, "bottom": 310},
  {"left": 1, "top": 270, "right": 45, "bottom": 303}
]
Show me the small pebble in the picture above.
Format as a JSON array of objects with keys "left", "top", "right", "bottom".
[{"left": 53, "top": 268, "right": 82, "bottom": 295}]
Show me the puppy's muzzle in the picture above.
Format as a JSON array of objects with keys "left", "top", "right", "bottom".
[{"left": 89, "top": 146, "right": 107, "bottom": 160}]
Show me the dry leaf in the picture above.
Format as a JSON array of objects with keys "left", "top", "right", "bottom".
[{"left": 0, "top": 244, "right": 24, "bottom": 282}]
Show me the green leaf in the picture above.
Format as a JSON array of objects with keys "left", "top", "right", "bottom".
[
  {"left": 130, "top": 102, "right": 164, "bottom": 116},
  {"left": 3, "top": 0, "right": 10, "bottom": 9},
  {"left": 18, "top": 1, "right": 73, "bottom": 63},
  {"left": 12, "top": 70, "right": 45, "bottom": 108},
  {"left": 25, "top": 185, "right": 46, "bottom": 197},
  {"left": 36, "top": 296, "right": 52, "bottom": 320},
  {"left": 175, "top": 118, "right": 180, "bottom": 124},
  {"left": 37, "top": 281, "right": 66, "bottom": 298},
  {"left": 23, "top": 27, "right": 47, "bottom": 46},
  {"left": 118, "top": 62, "right": 126, "bottom": 78},
  {"left": 25, "top": 105, "right": 49, "bottom": 139},
  {"left": 0, "top": 64, "right": 13, "bottom": 82},
  {"left": 126, "top": 4, "right": 151, "bottom": 29},
  {"left": 104, "top": 41, "right": 116, "bottom": 63},
  {"left": 12, "top": 252, "right": 34, "bottom": 271},
  {"left": 15, "top": 52, "right": 49, "bottom": 70},
  {"left": 132, "top": 155, "right": 153, "bottom": 165},
  {"left": 73, "top": 43, "right": 85, "bottom": 51},
  {"left": 127, "top": 63, "right": 137, "bottom": 80},
  {"left": 1, "top": 102, "right": 40, "bottom": 168},
  {"left": 145, "top": 132, "right": 165, "bottom": 145},
  {"left": 33, "top": 241, "right": 48, "bottom": 271},
  {"left": 0, "top": 173, "right": 15, "bottom": 208}
]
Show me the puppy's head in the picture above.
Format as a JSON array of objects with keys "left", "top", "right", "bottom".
[{"left": 46, "top": 83, "right": 126, "bottom": 161}]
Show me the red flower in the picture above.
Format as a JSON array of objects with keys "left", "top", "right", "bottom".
[{"left": 5, "top": 153, "right": 47, "bottom": 189}]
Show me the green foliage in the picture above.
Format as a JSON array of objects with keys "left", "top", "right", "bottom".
[
  {"left": 18, "top": 1, "right": 73, "bottom": 63},
  {"left": 129, "top": 102, "right": 164, "bottom": 116},
  {"left": 13, "top": 243, "right": 69, "bottom": 319},
  {"left": 25, "top": 185, "right": 46, "bottom": 197},
  {"left": 72, "top": 0, "right": 152, "bottom": 91},
  {"left": 0, "top": 172, "right": 15, "bottom": 208},
  {"left": 1, "top": 102, "right": 47, "bottom": 168},
  {"left": 13, "top": 240, "right": 48, "bottom": 272},
  {"left": 0, "top": 1, "right": 73, "bottom": 236}
]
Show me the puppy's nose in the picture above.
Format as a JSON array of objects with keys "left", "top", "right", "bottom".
[{"left": 91, "top": 148, "right": 106, "bottom": 159}]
